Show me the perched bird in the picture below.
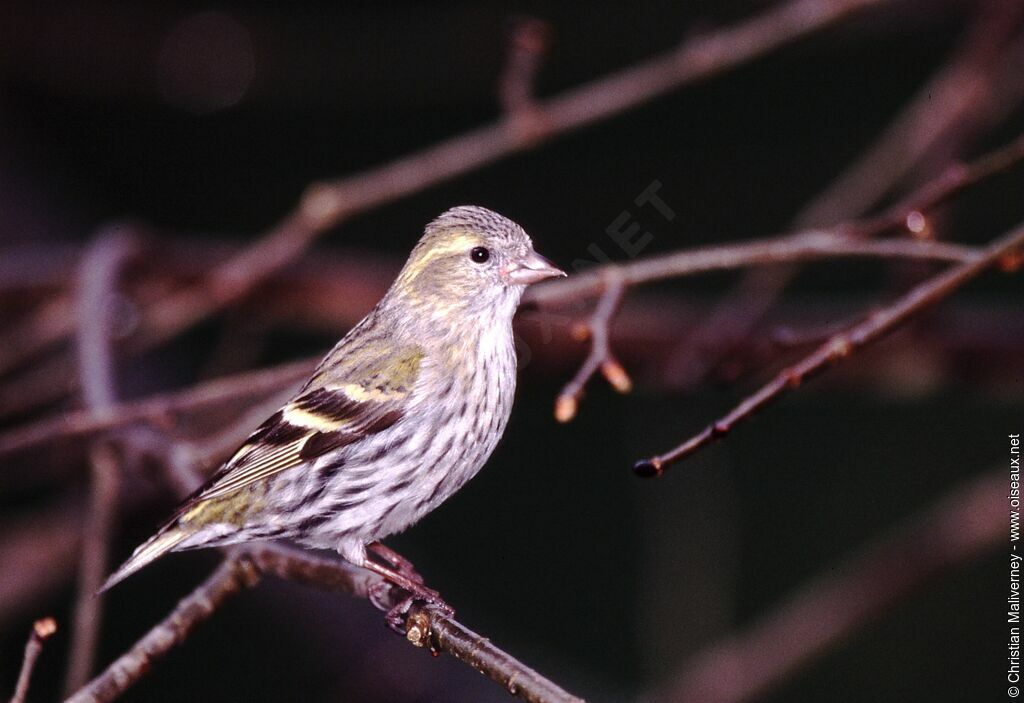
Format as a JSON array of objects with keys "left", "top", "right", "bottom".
[{"left": 103, "top": 206, "right": 565, "bottom": 623}]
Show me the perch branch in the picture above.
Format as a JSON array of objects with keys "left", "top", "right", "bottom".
[
  {"left": 658, "top": 469, "right": 1006, "bottom": 703},
  {"left": 634, "top": 221, "right": 1024, "bottom": 476},
  {"left": 67, "top": 545, "right": 584, "bottom": 703},
  {"left": 10, "top": 617, "right": 58, "bottom": 703}
]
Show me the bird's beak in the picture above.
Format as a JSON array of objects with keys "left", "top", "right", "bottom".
[{"left": 505, "top": 251, "right": 567, "bottom": 285}]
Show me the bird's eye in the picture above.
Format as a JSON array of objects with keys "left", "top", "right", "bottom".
[{"left": 469, "top": 246, "right": 490, "bottom": 264}]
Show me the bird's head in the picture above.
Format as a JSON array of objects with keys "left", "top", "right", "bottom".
[{"left": 389, "top": 206, "right": 565, "bottom": 317}]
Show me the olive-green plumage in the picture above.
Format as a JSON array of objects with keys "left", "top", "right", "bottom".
[{"left": 104, "top": 206, "right": 564, "bottom": 592}]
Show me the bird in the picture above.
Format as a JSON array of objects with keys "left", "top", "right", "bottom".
[{"left": 102, "top": 205, "right": 565, "bottom": 626}]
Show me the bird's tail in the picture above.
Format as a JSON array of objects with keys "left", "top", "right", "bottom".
[{"left": 100, "top": 525, "right": 189, "bottom": 593}]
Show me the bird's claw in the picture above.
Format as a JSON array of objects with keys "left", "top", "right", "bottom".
[{"left": 370, "top": 581, "right": 454, "bottom": 635}]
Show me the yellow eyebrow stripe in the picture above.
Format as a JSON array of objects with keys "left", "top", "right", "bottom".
[{"left": 401, "top": 233, "right": 479, "bottom": 278}]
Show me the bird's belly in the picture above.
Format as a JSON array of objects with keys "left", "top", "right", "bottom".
[{"left": 290, "top": 362, "right": 516, "bottom": 547}]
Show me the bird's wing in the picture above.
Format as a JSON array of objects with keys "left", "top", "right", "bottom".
[
  {"left": 101, "top": 344, "right": 425, "bottom": 592},
  {"left": 188, "top": 343, "right": 424, "bottom": 503}
]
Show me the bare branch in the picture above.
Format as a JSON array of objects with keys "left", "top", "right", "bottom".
[
  {"left": 657, "top": 469, "right": 1005, "bottom": 703},
  {"left": 528, "top": 234, "right": 981, "bottom": 307},
  {"left": 663, "top": 0, "right": 1024, "bottom": 388},
  {"left": 798, "top": 0, "right": 1024, "bottom": 227},
  {"left": 124, "top": 0, "right": 895, "bottom": 350},
  {"left": 846, "top": 131, "right": 1024, "bottom": 239},
  {"left": 10, "top": 617, "right": 58, "bottom": 703},
  {"left": 634, "top": 221, "right": 1024, "bottom": 476}
]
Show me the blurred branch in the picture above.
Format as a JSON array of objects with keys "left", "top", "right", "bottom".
[
  {"left": 0, "top": 295, "right": 73, "bottom": 379},
  {"left": 844, "top": 131, "right": 1024, "bottom": 239},
  {"left": 658, "top": 469, "right": 1006, "bottom": 703},
  {"left": 0, "top": 359, "right": 313, "bottom": 459},
  {"left": 664, "top": 0, "right": 1024, "bottom": 387},
  {"left": 10, "top": 617, "right": 57, "bottom": 703},
  {"left": 635, "top": 221, "right": 1024, "bottom": 476},
  {"left": 0, "top": 0, "right": 893, "bottom": 423},
  {"left": 0, "top": 502, "right": 83, "bottom": 630},
  {"left": 143, "top": 0, "right": 891, "bottom": 347},
  {"left": 499, "top": 17, "right": 550, "bottom": 117},
  {"left": 798, "top": 0, "right": 1024, "bottom": 226},
  {"left": 65, "top": 231, "right": 138, "bottom": 694}
]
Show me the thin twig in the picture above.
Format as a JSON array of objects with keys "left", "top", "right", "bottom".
[
  {"left": 657, "top": 469, "right": 1005, "bottom": 703},
  {"left": 10, "top": 617, "right": 58, "bottom": 703},
  {"left": 65, "top": 231, "right": 137, "bottom": 694},
  {"left": 554, "top": 270, "right": 631, "bottom": 422},
  {"left": 634, "top": 221, "right": 1024, "bottom": 476}
]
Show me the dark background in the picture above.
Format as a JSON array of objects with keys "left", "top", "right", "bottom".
[{"left": 1, "top": 1, "right": 1021, "bottom": 701}]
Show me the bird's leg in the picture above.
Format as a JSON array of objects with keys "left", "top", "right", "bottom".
[
  {"left": 368, "top": 541, "right": 423, "bottom": 583},
  {"left": 362, "top": 557, "right": 454, "bottom": 634}
]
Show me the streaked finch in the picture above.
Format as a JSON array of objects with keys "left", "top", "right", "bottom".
[{"left": 104, "top": 205, "right": 565, "bottom": 624}]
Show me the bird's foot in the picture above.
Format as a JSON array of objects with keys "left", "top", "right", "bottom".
[
  {"left": 370, "top": 578, "right": 454, "bottom": 635},
  {"left": 368, "top": 541, "right": 424, "bottom": 584},
  {"left": 363, "top": 554, "right": 454, "bottom": 636}
]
